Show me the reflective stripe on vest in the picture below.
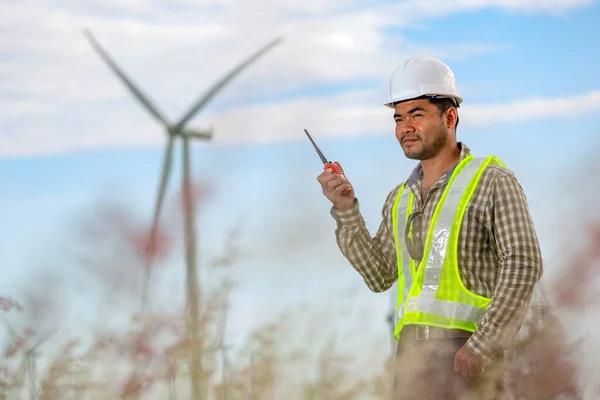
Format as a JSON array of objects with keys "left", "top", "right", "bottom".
[
  {"left": 392, "top": 155, "right": 506, "bottom": 341},
  {"left": 392, "top": 185, "right": 413, "bottom": 328}
]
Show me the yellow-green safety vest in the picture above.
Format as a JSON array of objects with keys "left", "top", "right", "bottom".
[{"left": 391, "top": 154, "right": 506, "bottom": 341}]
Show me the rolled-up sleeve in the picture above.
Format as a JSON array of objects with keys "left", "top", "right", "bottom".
[{"left": 330, "top": 188, "right": 400, "bottom": 293}]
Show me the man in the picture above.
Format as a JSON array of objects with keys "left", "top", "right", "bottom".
[{"left": 316, "top": 56, "right": 543, "bottom": 399}]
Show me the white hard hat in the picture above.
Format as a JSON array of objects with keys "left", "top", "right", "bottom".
[{"left": 383, "top": 56, "right": 463, "bottom": 108}]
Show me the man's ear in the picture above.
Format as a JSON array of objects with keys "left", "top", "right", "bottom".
[{"left": 445, "top": 107, "right": 458, "bottom": 129}]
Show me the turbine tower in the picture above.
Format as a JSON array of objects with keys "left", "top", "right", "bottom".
[{"left": 84, "top": 29, "right": 282, "bottom": 400}]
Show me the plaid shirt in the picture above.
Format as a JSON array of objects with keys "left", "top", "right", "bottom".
[{"left": 331, "top": 142, "right": 543, "bottom": 364}]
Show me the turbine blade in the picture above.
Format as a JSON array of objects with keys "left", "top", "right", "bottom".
[
  {"left": 150, "top": 135, "right": 176, "bottom": 238},
  {"left": 28, "top": 330, "right": 53, "bottom": 353},
  {"left": 183, "top": 128, "right": 212, "bottom": 140},
  {"left": 83, "top": 29, "right": 169, "bottom": 127},
  {"left": 173, "top": 37, "right": 283, "bottom": 131},
  {"left": 141, "top": 135, "right": 175, "bottom": 312},
  {"left": 0, "top": 315, "right": 18, "bottom": 341}
]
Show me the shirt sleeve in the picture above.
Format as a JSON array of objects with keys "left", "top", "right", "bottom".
[
  {"left": 330, "top": 188, "right": 400, "bottom": 292},
  {"left": 466, "top": 172, "right": 543, "bottom": 364}
]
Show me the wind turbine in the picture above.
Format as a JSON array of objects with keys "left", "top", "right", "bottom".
[
  {"left": 1, "top": 316, "right": 53, "bottom": 400},
  {"left": 83, "top": 29, "right": 283, "bottom": 400}
]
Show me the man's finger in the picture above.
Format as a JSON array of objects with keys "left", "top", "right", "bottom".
[
  {"left": 453, "top": 354, "right": 461, "bottom": 373},
  {"left": 317, "top": 170, "right": 336, "bottom": 183},
  {"left": 467, "top": 359, "right": 481, "bottom": 378},
  {"left": 461, "top": 359, "right": 470, "bottom": 378},
  {"left": 325, "top": 176, "right": 344, "bottom": 191},
  {"left": 334, "top": 183, "right": 352, "bottom": 194}
]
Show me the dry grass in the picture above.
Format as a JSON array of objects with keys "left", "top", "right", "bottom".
[{"left": 1, "top": 179, "right": 599, "bottom": 400}]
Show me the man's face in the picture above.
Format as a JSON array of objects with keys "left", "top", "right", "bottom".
[{"left": 393, "top": 99, "right": 453, "bottom": 160}]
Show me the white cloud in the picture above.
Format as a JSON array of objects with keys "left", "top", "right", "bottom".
[
  {"left": 196, "top": 89, "right": 600, "bottom": 144},
  {"left": 0, "top": 0, "right": 596, "bottom": 157},
  {"left": 463, "top": 91, "right": 600, "bottom": 124},
  {"left": 461, "top": 0, "right": 594, "bottom": 13},
  {"left": 3, "top": 88, "right": 597, "bottom": 156}
]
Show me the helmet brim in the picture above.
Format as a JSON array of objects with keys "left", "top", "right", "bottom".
[{"left": 382, "top": 94, "right": 463, "bottom": 108}]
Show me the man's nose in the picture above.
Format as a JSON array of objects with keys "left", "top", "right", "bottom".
[{"left": 400, "top": 122, "right": 415, "bottom": 137}]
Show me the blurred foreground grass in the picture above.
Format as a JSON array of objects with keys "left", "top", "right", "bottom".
[{"left": 1, "top": 163, "right": 599, "bottom": 399}]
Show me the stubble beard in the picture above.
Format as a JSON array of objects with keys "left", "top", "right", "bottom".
[{"left": 403, "top": 126, "right": 448, "bottom": 161}]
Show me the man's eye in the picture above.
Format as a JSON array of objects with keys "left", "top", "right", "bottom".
[
  {"left": 395, "top": 119, "right": 403, "bottom": 123},
  {"left": 414, "top": 113, "right": 423, "bottom": 118}
]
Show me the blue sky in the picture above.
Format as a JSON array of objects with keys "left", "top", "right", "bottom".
[{"left": 1, "top": 0, "right": 600, "bottom": 393}]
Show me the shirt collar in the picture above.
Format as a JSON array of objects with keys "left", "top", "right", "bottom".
[{"left": 405, "top": 142, "right": 471, "bottom": 186}]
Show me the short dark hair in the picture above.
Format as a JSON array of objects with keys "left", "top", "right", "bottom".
[{"left": 428, "top": 97, "right": 459, "bottom": 130}]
